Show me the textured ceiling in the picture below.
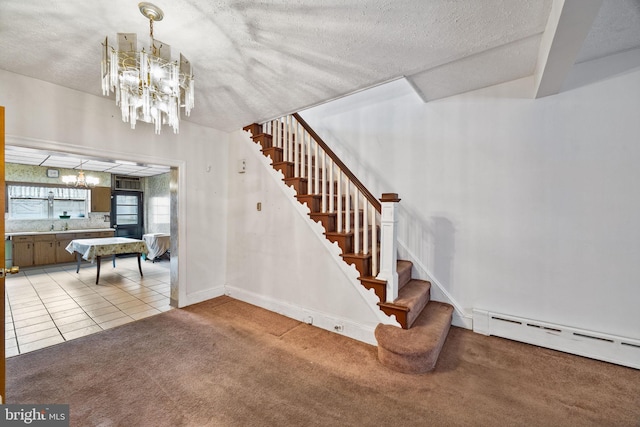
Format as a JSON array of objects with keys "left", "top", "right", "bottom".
[{"left": 0, "top": 0, "right": 639, "bottom": 135}]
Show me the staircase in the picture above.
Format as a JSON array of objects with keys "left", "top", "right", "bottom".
[{"left": 243, "top": 115, "right": 453, "bottom": 374}]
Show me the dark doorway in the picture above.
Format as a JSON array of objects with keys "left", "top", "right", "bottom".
[{"left": 111, "top": 191, "right": 144, "bottom": 239}]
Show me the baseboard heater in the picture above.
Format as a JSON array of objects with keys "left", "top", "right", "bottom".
[{"left": 473, "top": 309, "right": 640, "bottom": 370}]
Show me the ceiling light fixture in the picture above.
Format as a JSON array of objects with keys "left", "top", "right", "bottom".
[
  {"left": 101, "top": 2, "right": 194, "bottom": 134},
  {"left": 62, "top": 161, "right": 100, "bottom": 188}
]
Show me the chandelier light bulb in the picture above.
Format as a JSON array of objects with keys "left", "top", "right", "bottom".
[{"left": 62, "top": 161, "right": 99, "bottom": 188}]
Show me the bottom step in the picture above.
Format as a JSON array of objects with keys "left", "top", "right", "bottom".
[{"left": 375, "top": 301, "right": 453, "bottom": 374}]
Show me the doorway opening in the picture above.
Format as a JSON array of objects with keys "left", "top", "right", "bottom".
[{"left": 3, "top": 145, "right": 180, "bottom": 357}]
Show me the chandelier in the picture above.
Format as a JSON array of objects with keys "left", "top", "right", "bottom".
[
  {"left": 101, "top": 2, "right": 194, "bottom": 134},
  {"left": 62, "top": 161, "right": 99, "bottom": 188}
]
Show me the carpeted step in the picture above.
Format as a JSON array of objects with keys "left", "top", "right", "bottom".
[
  {"left": 378, "top": 279, "right": 431, "bottom": 329},
  {"left": 375, "top": 301, "right": 454, "bottom": 374},
  {"left": 397, "top": 260, "right": 412, "bottom": 290}
]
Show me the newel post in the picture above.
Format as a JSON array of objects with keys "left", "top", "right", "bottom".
[{"left": 376, "top": 193, "right": 400, "bottom": 302}]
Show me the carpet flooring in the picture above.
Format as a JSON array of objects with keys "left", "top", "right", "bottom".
[{"left": 6, "top": 296, "right": 640, "bottom": 426}]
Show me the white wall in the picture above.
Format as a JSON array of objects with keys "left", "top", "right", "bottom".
[
  {"left": 225, "top": 130, "right": 392, "bottom": 344},
  {"left": 300, "top": 59, "right": 640, "bottom": 340},
  {"left": 0, "top": 69, "right": 229, "bottom": 307}
]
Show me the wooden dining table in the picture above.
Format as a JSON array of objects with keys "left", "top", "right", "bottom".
[{"left": 66, "top": 237, "right": 148, "bottom": 284}]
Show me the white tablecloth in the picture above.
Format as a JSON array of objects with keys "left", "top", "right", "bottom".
[
  {"left": 143, "top": 233, "right": 170, "bottom": 260},
  {"left": 66, "top": 237, "right": 148, "bottom": 262}
]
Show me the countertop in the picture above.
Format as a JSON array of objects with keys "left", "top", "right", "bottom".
[{"left": 6, "top": 228, "right": 115, "bottom": 238}]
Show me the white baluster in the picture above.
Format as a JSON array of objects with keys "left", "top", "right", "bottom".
[
  {"left": 306, "top": 131, "right": 312, "bottom": 183},
  {"left": 294, "top": 119, "right": 299, "bottom": 177},
  {"left": 287, "top": 115, "right": 293, "bottom": 163},
  {"left": 363, "top": 200, "right": 369, "bottom": 255},
  {"left": 336, "top": 170, "right": 343, "bottom": 233},
  {"left": 300, "top": 128, "right": 306, "bottom": 179},
  {"left": 329, "top": 159, "right": 334, "bottom": 213},
  {"left": 321, "top": 151, "right": 327, "bottom": 213},
  {"left": 314, "top": 141, "right": 319, "bottom": 194},
  {"left": 345, "top": 180, "right": 351, "bottom": 233},
  {"left": 354, "top": 189, "right": 360, "bottom": 254},
  {"left": 371, "top": 209, "right": 378, "bottom": 276},
  {"left": 283, "top": 116, "right": 287, "bottom": 159}
]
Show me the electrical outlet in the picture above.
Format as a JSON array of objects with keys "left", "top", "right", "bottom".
[{"left": 334, "top": 324, "right": 344, "bottom": 332}]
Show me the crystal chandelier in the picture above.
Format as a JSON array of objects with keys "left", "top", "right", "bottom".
[
  {"left": 101, "top": 2, "right": 194, "bottom": 134},
  {"left": 62, "top": 161, "right": 99, "bottom": 188}
]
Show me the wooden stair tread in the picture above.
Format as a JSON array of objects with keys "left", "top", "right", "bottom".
[
  {"left": 325, "top": 230, "right": 354, "bottom": 238},
  {"left": 310, "top": 212, "right": 336, "bottom": 217},
  {"left": 358, "top": 276, "right": 386, "bottom": 302},
  {"left": 375, "top": 301, "right": 454, "bottom": 373},
  {"left": 358, "top": 276, "right": 386, "bottom": 285},
  {"left": 341, "top": 252, "right": 372, "bottom": 260}
]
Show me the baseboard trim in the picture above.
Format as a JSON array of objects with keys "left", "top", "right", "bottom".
[
  {"left": 181, "top": 286, "right": 226, "bottom": 308},
  {"left": 225, "top": 285, "right": 378, "bottom": 346},
  {"left": 473, "top": 309, "right": 640, "bottom": 369}
]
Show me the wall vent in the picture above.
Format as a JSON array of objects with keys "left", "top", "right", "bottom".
[
  {"left": 113, "top": 176, "right": 142, "bottom": 191},
  {"left": 473, "top": 309, "right": 640, "bottom": 370}
]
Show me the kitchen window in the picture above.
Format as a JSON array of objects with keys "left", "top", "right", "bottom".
[{"left": 7, "top": 184, "right": 90, "bottom": 220}]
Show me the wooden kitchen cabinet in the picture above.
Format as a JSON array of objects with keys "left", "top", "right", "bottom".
[
  {"left": 55, "top": 233, "right": 76, "bottom": 263},
  {"left": 10, "top": 230, "right": 116, "bottom": 267},
  {"left": 12, "top": 235, "right": 34, "bottom": 267},
  {"left": 91, "top": 187, "right": 112, "bottom": 212},
  {"left": 34, "top": 234, "right": 56, "bottom": 265}
]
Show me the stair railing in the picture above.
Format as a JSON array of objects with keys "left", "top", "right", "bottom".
[{"left": 261, "top": 114, "right": 399, "bottom": 293}]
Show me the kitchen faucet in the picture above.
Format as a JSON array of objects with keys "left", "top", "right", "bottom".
[{"left": 50, "top": 224, "right": 55, "bottom": 231}]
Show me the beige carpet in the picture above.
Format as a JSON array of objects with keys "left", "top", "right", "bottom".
[{"left": 7, "top": 296, "right": 640, "bottom": 426}]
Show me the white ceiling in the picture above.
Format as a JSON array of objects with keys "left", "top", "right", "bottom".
[{"left": 0, "top": 0, "right": 639, "bottom": 133}]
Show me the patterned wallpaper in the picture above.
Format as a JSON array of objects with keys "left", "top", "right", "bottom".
[
  {"left": 6, "top": 163, "right": 111, "bottom": 186},
  {"left": 144, "top": 172, "right": 171, "bottom": 235}
]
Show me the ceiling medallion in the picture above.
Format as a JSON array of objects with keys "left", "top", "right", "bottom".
[{"left": 101, "top": 2, "right": 194, "bottom": 134}]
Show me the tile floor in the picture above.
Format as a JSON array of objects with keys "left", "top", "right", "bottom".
[{"left": 4, "top": 256, "right": 172, "bottom": 357}]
